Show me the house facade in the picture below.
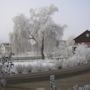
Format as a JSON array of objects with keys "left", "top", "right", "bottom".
[
  {"left": 74, "top": 30, "right": 90, "bottom": 47},
  {"left": 0, "top": 43, "right": 12, "bottom": 56}
]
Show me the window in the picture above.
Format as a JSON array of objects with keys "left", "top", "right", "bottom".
[{"left": 86, "top": 33, "right": 89, "bottom": 37}]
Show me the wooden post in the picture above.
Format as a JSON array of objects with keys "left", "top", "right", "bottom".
[{"left": 50, "top": 75, "right": 57, "bottom": 90}]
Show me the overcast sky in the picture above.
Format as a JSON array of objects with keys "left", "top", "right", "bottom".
[{"left": 0, "top": 0, "right": 90, "bottom": 42}]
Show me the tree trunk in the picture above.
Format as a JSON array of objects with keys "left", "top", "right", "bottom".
[{"left": 41, "top": 35, "right": 45, "bottom": 59}]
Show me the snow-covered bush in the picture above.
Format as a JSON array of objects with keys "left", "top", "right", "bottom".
[
  {"left": 73, "top": 43, "right": 90, "bottom": 64},
  {"left": 52, "top": 40, "right": 74, "bottom": 60},
  {"left": 52, "top": 60, "right": 62, "bottom": 69},
  {"left": 11, "top": 59, "right": 63, "bottom": 74},
  {"left": 16, "top": 65, "right": 25, "bottom": 74},
  {"left": 31, "top": 61, "right": 42, "bottom": 72},
  {"left": 62, "top": 43, "right": 90, "bottom": 68},
  {"left": 30, "top": 60, "right": 58, "bottom": 72},
  {"left": 24, "top": 65, "right": 32, "bottom": 73}
]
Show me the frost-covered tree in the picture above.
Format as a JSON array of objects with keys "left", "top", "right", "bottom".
[
  {"left": 27, "top": 5, "right": 65, "bottom": 59},
  {"left": 10, "top": 14, "right": 31, "bottom": 54},
  {"left": 10, "top": 5, "right": 65, "bottom": 59},
  {"left": 52, "top": 40, "right": 74, "bottom": 59}
]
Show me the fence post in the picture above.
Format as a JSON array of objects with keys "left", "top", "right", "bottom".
[{"left": 50, "top": 75, "right": 57, "bottom": 90}]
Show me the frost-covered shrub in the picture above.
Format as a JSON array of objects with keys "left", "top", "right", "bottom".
[
  {"left": 22, "top": 65, "right": 31, "bottom": 74},
  {"left": 16, "top": 65, "right": 25, "bottom": 74},
  {"left": 47, "top": 63, "right": 57, "bottom": 71},
  {"left": 53, "top": 60, "right": 62, "bottom": 69},
  {"left": 13, "top": 59, "right": 63, "bottom": 74},
  {"left": 62, "top": 57, "right": 78, "bottom": 68},
  {"left": 74, "top": 44, "right": 90, "bottom": 64},
  {"left": 25, "top": 65, "right": 32, "bottom": 73},
  {"left": 52, "top": 40, "right": 74, "bottom": 60},
  {"left": 62, "top": 55, "right": 87, "bottom": 68},
  {"left": 37, "top": 61, "right": 50, "bottom": 71},
  {"left": 31, "top": 61, "right": 42, "bottom": 72},
  {"left": 75, "top": 44, "right": 88, "bottom": 58},
  {"left": 62, "top": 44, "right": 90, "bottom": 68}
]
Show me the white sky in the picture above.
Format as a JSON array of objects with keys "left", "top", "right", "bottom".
[{"left": 0, "top": 0, "right": 90, "bottom": 42}]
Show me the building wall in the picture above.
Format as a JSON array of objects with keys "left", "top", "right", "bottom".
[
  {"left": 74, "top": 30, "right": 90, "bottom": 47},
  {"left": 0, "top": 43, "right": 12, "bottom": 56}
]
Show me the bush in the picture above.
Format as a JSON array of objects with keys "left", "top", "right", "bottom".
[
  {"left": 24, "top": 65, "right": 32, "bottom": 73},
  {"left": 16, "top": 65, "right": 24, "bottom": 74}
]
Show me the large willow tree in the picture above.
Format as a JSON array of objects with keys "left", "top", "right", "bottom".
[{"left": 10, "top": 5, "right": 65, "bottom": 59}]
